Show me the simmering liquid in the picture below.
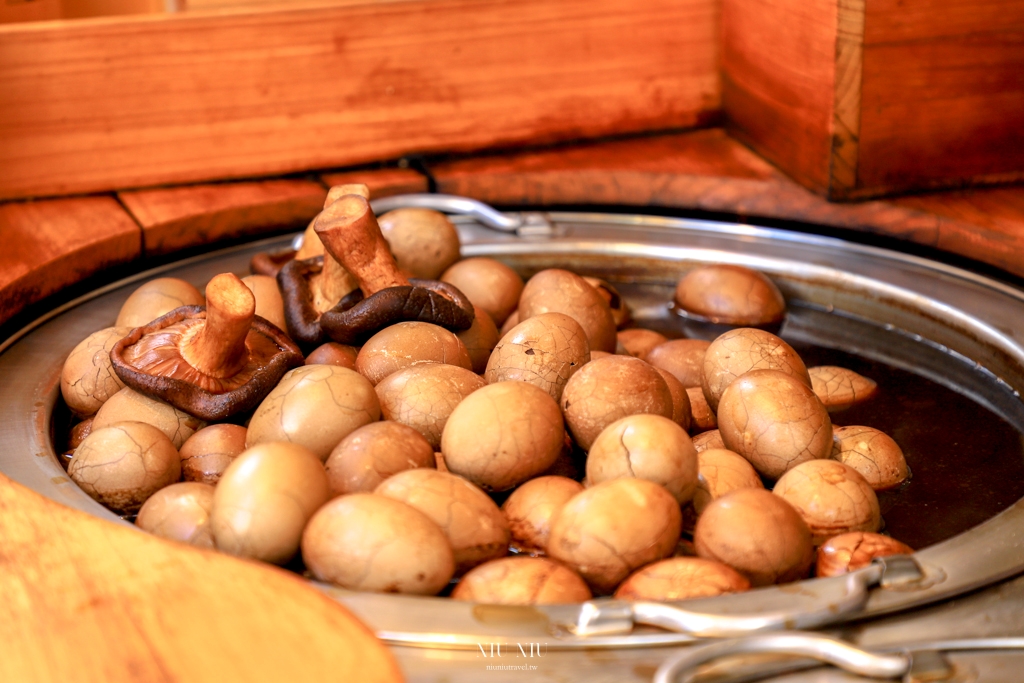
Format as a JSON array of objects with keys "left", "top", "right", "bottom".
[{"left": 793, "top": 342, "right": 1024, "bottom": 550}]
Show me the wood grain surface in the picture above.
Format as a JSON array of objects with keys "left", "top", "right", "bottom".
[
  {"left": 321, "top": 167, "right": 429, "bottom": 198},
  {"left": 430, "top": 129, "right": 1024, "bottom": 279},
  {"left": 119, "top": 179, "right": 327, "bottom": 256},
  {"left": 0, "top": 196, "right": 141, "bottom": 329},
  {"left": 720, "top": 0, "right": 838, "bottom": 195},
  {"left": 720, "top": 0, "right": 1024, "bottom": 199},
  {"left": 0, "top": 472, "right": 403, "bottom": 683},
  {"left": 856, "top": 0, "right": 1024, "bottom": 195},
  {"left": 0, "top": 0, "right": 718, "bottom": 201}
]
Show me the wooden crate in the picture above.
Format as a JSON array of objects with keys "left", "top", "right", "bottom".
[
  {"left": 722, "top": 0, "right": 1024, "bottom": 199},
  {"left": 0, "top": 0, "right": 719, "bottom": 201}
]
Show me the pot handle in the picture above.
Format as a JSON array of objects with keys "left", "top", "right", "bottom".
[
  {"left": 652, "top": 632, "right": 911, "bottom": 683},
  {"left": 369, "top": 194, "right": 554, "bottom": 236},
  {"left": 569, "top": 556, "right": 923, "bottom": 639}
]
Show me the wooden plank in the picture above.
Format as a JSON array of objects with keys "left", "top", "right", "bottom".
[
  {"left": 119, "top": 179, "right": 327, "bottom": 257},
  {"left": 431, "top": 129, "right": 1024, "bottom": 279},
  {"left": 720, "top": 0, "right": 1024, "bottom": 199},
  {"left": 0, "top": 196, "right": 141, "bottom": 329},
  {"left": 855, "top": 0, "right": 1024, "bottom": 195},
  {"left": 829, "top": 0, "right": 865, "bottom": 194},
  {"left": 0, "top": 473, "right": 403, "bottom": 683},
  {"left": 720, "top": 0, "right": 839, "bottom": 195},
  {"left": 0, "top": 0, "right": 719, "bottom": 201},
  {"left": 0, "top": 0, "right": 60, "bottom": 24},
  {"left": 321, "top": 167, "right": 429, "bottom": 198}
]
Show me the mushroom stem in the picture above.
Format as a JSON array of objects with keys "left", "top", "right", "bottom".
[
  {"left": 295, "top": 184, "right": 371, "bottom": 261},
  {"left": 318, "top": 252, "right": 359, "bottom": 308},
  {"left": 181, "top": 273, "right": 255, "bottom": 379},
  {"left": 315, "top": 194, "right": 409, "bottom": 297}
]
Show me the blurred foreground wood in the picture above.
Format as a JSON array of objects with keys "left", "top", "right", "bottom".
[{"left": 0, "top": 471, "right": 403, "bottom": 683}]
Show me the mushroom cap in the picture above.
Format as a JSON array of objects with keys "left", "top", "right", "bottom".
[
  {"left": 320, "top": 279, "right": 475, "bottom": 345},
  {"left": 110, "top": 305, "right": 303, "bottom": 421},
  {"left": 276, "top": 256, "right": 332, "bottom": 348}
]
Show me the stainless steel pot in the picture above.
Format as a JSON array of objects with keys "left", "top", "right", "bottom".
[{"left": 3, "top": 197, "right": 1024, "bottom": 681}]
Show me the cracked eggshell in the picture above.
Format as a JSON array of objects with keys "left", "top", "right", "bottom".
[
  {"left": 304, "top": 342, "right": 359, "bottom": 370},
  {"left": 456, "top": 304, "right": 500, "bottom": 374},
  {"left": 240, "top": 274, "right": 287, "bottom": 332},
  {"left": 68, "top": 421, "right": 181, "bottom": 514},
  {"left": 586, "top": 414, "right": 699, "bottom": 504},
  {"left": 115, "top": 277, "right": 204, "bottom": 329},
  {"left": 692, "top": 429, "right": 725, "bottom": 453},
  {"left": 60, "top": 326, "right": 130, "bottom": 417},
  {"left": 355, "top": 321, "right": 472, "bottom": 386},
  {"left": 547, "top": 478, "right": 682, "bottom": 594},
  {"left": 646, "top": 339, "right": 711, "bottom": 388},
  {"left": 701, "top": 328, "right": 811, "bottom": 412},
  {"left": 377, "top": 208, "right": 461, "bottom": 280},
  {"left": 717, "top": 369, "right": 833, "bottom": 480},
  {"left": 614, "top": 556, "right": 751, "bottom": 601},
  {"left": 375, "top": 468, "right": 510, "bottom": 574},
  {"left": 136, "top": 481, "right": 216, "bottom": 548},
  {"left": 246, "top": 365, "right": 380, "bottom": 462},
  {"left": 816, "top": 531, "right": 913, "bottom": 577},
  {"left": 324, "top": 421, "right": 436, "bottom": 496},
  {"left": 832, "top": 425, "right": 909, "bottom": 490},
  {"left": 441, "top": 257, "right": 524, "bottom": 327},
  {"left": 211, "top": 442, "right": 329, "bottom": 564},
  {"left": 616, "top": 329, "right": 668, "bottom": 361},
  {"left": 376, "top": 362, "right": 486, "bottom": 450},
  {"left": 686, "top": 386, "right": 717, "bottom": 433},
  {"left": 693, "top": 448, "right": 764, "bottom": 514},
  {"left": 694, "top": 488, "right": 813, "bottom": 586},
  {"left": 518, "top": 269, "right": 617, "bottom": 353},
  {"left": 654, "top": 368, "right": 692, "bottom": 431},
  {"left": 674, "top": 264, "right": 786, "bottom": 326},
  {"left": 68, "top": 418, "right": 93, "bottom": 450},
  {"left": 452, "top": 556, "right": 592, "bottom": 604},
  {"left": 179, "top": 423, "right": 247, "bottom": 485},
  {"left": 502, "top": 475, "right": 585, "bottom": 554},
  {"left": 809, "top": 366, "right": 879, "bottom": 413},
  {"left": 302, "top": 493, "right": 454, "bottom": 595},
  {"left": 484, "top": 312, "right": 591, "bottom": 403},
  {"left": 441, "top": 381, "right": 565, "bottom": 491},
  {"left": 560, "top": 355, "right": 674, "bottom": 451},
  {"left": 773, "top": 459, "right": 881, "bottom": 545},
  {"left": 92, "top": 387, "right": 205, "bottom": 449}
]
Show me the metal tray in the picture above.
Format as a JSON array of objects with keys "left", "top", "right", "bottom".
[{"left": 4, "top": 200, "right": 1024, "bottom": 681}]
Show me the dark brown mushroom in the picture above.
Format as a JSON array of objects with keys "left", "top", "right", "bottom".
[
  {"left": 277, "top": 254, "right": 360, "bottom": 347},
  {"left": 313, "top": 194, "right": 475, "bottom": 345},
  {"left": 110, "top": 273, "right": 304, "bottom": 421},
  {"left": 250, "top": 248, "right": 297, "bottom": 279}
]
